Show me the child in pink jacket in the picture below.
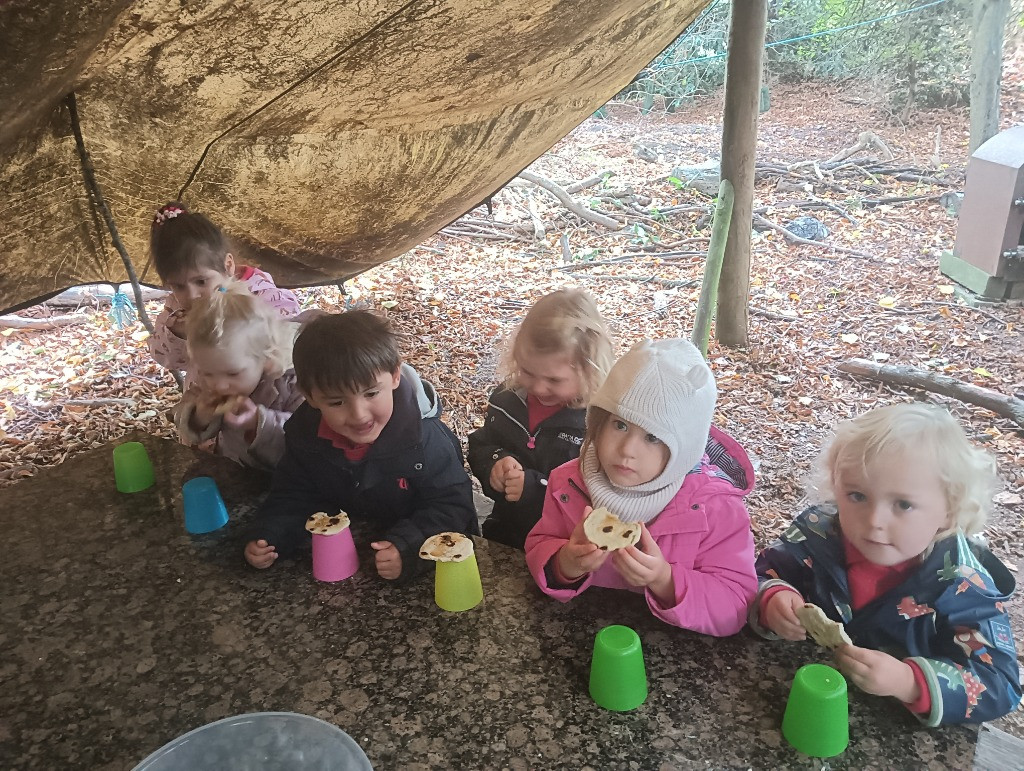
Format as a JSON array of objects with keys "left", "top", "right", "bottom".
[
  {"left": 525, "top": 338, "right": 758, "bottom": 636},
  {"left": 148, "top": 202, "right": 300, "bottom": 377}
]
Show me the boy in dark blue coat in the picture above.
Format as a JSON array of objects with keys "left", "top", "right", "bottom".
[
  {"left": 749, "top": 404, "right": 1020, "bottom": 726},
  {"left": 244, "top": 311, "right": 478, "bottom": 581}
]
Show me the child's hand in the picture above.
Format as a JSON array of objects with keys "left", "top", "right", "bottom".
[
  {"left": 190, "top": 392, "right": 221, "bottom": 432},
  {"left": 166, "top": 308, "right": 188, "bottom": 339},
  {"left": 371, "top": 540, "right": 402, "bottom": 580},
  {"left": 556, "top": 509, "right": 610, "bottom": 580},
  {"left": 764, "top": 590, "right": 807, "bottom": 641},
  {"left": 221, "top": 396, "right": 258, "bottom": 434},
  {"left": 612, "top": 525, "right": 673, "bottom": 604},
  {"left": 835, "top": 645, "right": 920, "bottom": 703},
  {"left": 503, "top": 467, "right": 525, "bottom": 502},
  {"left": 489, "top": 456, "right": 523, "bottom": 494},
  {"left": 245, "top": 539, "right": 278, "bottom": 569}
]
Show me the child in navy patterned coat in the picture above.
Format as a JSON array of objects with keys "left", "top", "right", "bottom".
[{"left": 750, "top": 403, "right": 1020, "bottom": 725}]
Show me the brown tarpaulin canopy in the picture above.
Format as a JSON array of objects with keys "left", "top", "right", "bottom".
[{"left": 0, "top": 0, "right": 709, "bottom": 314}]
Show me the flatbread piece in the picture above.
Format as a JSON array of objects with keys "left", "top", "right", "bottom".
[
  {"left": 304, "top": 511, "right": 351, "bottom": 536},
  {"left": 796, "top": 603, "right": 852, "bottom": 649},
  {"left": 213, "top": 394, "right": 246, "bottom": 415},
  {"left": 419, "top": 532, "right": 474, "bottom": 562},
  {"left": 583, "top": 506, "right": 641, "bottom": 551}
]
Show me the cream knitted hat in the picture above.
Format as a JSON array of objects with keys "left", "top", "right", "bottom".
[{"left": 583, "top": 338, "right": 717, "bottom": 522}]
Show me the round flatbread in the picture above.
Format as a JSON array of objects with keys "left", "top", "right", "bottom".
[
  {"left": 795, "top": 603, "right": 853, "bottom": 649},
  {"left": 419, "top": 532, "right": 474, "bottom": 563},
  {"left": 583, "top": 506, "right": 641, "bottom": 551},
  {"left": 304, "top": 511, "right": 351, "bottom": 536}
]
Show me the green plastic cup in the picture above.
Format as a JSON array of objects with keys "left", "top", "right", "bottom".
[
  {"left": 782, "top": 663, "right": 849, "bottom": 758},
  {"left": 589, "top": 624, "right": 648, "bottom": 711},
  {"left": 113, "top": 441, "right": 155, "bottom": 493},
  {"left": 434, "top": 553, "right": 483, "bottom": 612}
]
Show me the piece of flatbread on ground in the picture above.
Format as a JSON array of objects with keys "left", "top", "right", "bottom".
[
  {"left": 419, "top": 532, "right": 474, "bottom": 562},
  {"left": 583, "top": 506, "right": 641, "bottom": 551},
  {"left": 304, "top": 511, "right": 351, "bottom": 536},
  {"left": 796, "top": 603, "right": 853, "bottom": 649}
]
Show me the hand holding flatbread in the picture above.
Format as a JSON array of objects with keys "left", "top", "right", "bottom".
[
  {"left": 795, "top": 603, "right": 853, "bottom": 649},
  {"left": 583, "top": 506, "right": 641, "bottom": 551}
]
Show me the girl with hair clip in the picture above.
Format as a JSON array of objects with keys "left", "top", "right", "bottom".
[
  {"left": 148, "top": 202, "right": 300, "bottom": 377},
  {"left": 172, "top": 280, "right": 304, "bottom": 471},
  {"left": 750, "top": 403, "right": 1021, "bottom": 726},
  {"left": 468, "top": 288, "right": 614, "bottom": 549},
  {"left": 525, "top": 338, "right": 758, "bottom": 635}
]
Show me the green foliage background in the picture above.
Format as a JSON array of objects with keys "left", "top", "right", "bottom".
[{"left": 617, "top": 0, "right": 1016, "bottom": 118}]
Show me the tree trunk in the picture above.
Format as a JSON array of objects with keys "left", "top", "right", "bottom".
[
  {"left": 717, "top": 0, "right": 768, "bottom": 348},
  {"left": 970, "top": 0, "right": 1010, "bottom": 154}
]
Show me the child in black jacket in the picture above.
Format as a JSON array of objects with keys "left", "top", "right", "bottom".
[
  {"left": 244, "top": 311, "right": 478, "bottom": 581},
  {"left": 468, "top": 289, "right": 613, "bottom": 549}
]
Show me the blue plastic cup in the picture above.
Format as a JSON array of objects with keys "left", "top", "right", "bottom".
[{"left": 182, "top": 477, "right": 229, "bottom": 534}]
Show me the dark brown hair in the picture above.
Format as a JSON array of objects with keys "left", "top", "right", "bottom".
[
  {"left": 150, "top": 202, "right": 231, "bottom": 280},
  {"left": 293, "top": 311, "right": 401, "bottom": 396}
]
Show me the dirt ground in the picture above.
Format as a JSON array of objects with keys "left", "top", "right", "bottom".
[{"left": 2, "top": 61, "right": 1024, "bottom": 736}]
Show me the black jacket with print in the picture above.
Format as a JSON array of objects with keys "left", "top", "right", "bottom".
[{"left": 467, "top": 386, "right": 586, "bottom": 549}]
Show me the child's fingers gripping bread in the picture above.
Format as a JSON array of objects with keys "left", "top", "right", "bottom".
[
  {"left": 583, "top": 507, "right": 642, "bottom": 551},
  {"left": 795, "top": 603, "right": 853, "bottom": 649}
]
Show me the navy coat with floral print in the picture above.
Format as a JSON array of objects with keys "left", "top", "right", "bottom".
[{"left": 751, "top": 505, "right": 1021, "bottom": 726}]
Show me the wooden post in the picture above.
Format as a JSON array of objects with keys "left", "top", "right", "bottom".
[
  {"left": 970, "top": 0, "right": 1010, "bottom": 154},
  {"left": 717, "top": 0, "right": 767, "bottom": 348}
]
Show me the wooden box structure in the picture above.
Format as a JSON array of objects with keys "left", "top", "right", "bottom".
[{"left": 941, "top": 125, "right": 1024, "bottom": 299}]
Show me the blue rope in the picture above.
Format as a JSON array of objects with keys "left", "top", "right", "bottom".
[
  {"left": 650, "top": 0, "right": 952, "bottom": 70},
  {"left": 109, "top": 290, "right": 137, "bottom": 329}
]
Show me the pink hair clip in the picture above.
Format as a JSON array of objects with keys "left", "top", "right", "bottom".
[{"left": 154, "top": 205, "right": 185, "bottom": 225}]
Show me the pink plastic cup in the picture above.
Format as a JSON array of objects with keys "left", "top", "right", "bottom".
[{"left": 311, "top": 527, "right": 359, "bottom": 582}]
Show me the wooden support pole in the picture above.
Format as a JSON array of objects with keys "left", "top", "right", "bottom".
[
  {"left": 717, "top": 0, "right": 768, "bottom": 348},
  {"left": 970, "top": 0, "right": 1010, "bottom": 154}
]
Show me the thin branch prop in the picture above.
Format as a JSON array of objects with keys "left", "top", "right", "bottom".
[{"left": 692, "top": 179, "right": 734, "bottom": 358}]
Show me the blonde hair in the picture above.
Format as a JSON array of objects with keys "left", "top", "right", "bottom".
[
  {"left": 807, "top": 403, "right": 998, "bottom": 541},
  {"left": 186, "top": 279, "right": 295, "bottom": 377},
  {"left": 500, "top": 289, "right": 613, "bottom": 407}
]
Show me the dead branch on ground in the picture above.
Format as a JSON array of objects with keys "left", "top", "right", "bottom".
[
  {"left": 516, "top": 170, "right": 622, "bottom": 229},
  {"left": 838, "top": 358, "right": 1024, "bottom": 428},
  {"left": 0, "top": 314, "right": 90, "bottom": 330}
]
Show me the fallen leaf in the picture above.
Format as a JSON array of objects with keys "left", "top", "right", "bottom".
[
  {"left": 993, "top": 492, "right": 1022, "bottom": 506},
  {"left": 878, "top": 296, "right": 897, "bottom": 308}
]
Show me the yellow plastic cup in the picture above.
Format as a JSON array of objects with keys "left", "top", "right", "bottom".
[{"left": 434, "top": 553, "right": 483, "bottom": 612}]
